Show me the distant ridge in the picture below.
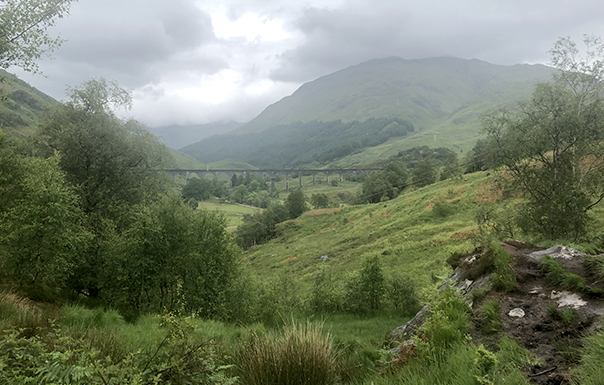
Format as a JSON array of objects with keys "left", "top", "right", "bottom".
[{"left": 181, "top": 56, "right": 556, "bottom": 168}]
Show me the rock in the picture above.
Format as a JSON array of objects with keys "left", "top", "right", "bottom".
[
  {"left": 550, "top": 290, "right": 587, "bottom": 309},
  {"left": 527, "top": 245, "right": 585, "bottom": 263},
  {"left": 509, "top": 308, "right": 525, "bottom": 318}
]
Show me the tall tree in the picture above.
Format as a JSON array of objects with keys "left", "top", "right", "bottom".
[
  {"left": 37, "top": 78, "right": 172, "bottom": 223},
  {"left": 483, "top": 36, "right": 604, "bottom": 240},
  {"left": 36, "top": 79, "right": 172, "bottom": 298}
]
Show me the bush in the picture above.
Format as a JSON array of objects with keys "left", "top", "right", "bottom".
[
  {"left": 237, "top": 322, "right": 340, "bottom": 385},
  {"left": 386, "top": 274, "right": 420, "bottom": 316},
  {"left": 344, "top": 256, "right": 385, "bottom": 314},
  {"left": 309, "top": 269, "right": 344, "bottom": 314}
]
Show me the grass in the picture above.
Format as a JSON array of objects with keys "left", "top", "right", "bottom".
[
  {"left": 584, "top": 256, "right": 604, "bottom": 282},
  {"left": 476, "top": 300, "right": 502, "bottom": 334},
  {"left": 242, "top": 172, "right": 496, "bottom": 301},
  {"left": 572, "top": 331, "right": 604, "bottom": 385},
  {"left": 198, "top": 200, "right": 262, "bottom": 227},
  {"left": 237, "top": 321, "right": 340, "bottom": 385},
  {"left": 539, "top": 255, "right": 587, "bottom": 292}
]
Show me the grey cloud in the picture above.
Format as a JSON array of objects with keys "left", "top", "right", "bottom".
[{"left": 271, "top": 0, "right": 604, "bottom": 83}]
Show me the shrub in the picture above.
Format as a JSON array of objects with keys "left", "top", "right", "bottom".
[
  {"left": 386, "top": 274, "right": 420, "bottom": 316},
  {"left": 309, "top": 269, "right": 344, "bottom": 314},
  {"left": 417, "top": 287, "right": 471, "bottom": 356},
  {"left": 237, "top": 321, "right": 340, "bottom": 385},
  {"left": 344, "top": 256, "right": 385, "bottom": 314}
]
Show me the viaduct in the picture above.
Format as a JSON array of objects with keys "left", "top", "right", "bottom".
[{"left": 163, "top": 168, "right": 378, "bottom": 191}]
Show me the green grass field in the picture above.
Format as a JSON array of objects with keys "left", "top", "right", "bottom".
[{"left": 198, "top": 200, "right": 262, "bottom": 227}]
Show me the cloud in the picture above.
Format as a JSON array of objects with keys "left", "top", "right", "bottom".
[
  {"left": 10, "top": 0, "right": 604, "bottom": 131},
  {"left": 270, "top": 0, "right": 604, "bottom": 82}
]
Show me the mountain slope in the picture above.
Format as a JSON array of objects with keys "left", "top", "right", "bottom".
[
  {"left": 183, "top": 57, "right": 555, "bottom": 168},
  {"left": 0, "top": 70, "right": 57, "bottom": 136},
  {"left": 150, "top": 120, "right": 243, "bottom": 150},
  {"left": 240, "top": 57, "right": 554, "bottom": 134}
]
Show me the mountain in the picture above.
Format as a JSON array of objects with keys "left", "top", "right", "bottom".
[
  {"left": 182, "top": 57, "right": 555, "bottom": 168},
  {"left": 150, "top": 120, "right": 243, "bottom": 149},
  {"left": 0, "top": 70, "right": 57, "bottom": 136}
]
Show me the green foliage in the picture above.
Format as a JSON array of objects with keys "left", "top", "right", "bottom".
[
  {"left": 539, "top": 255, "right": 587, "bottom": 292},
  {"left": 34, "top": 78, "right": 173, "bottom": 300},
  {"left": 0, "top": 0, "right": 74, "bottom": 74},
  {"left": 0, "top": 134, "right": 89, "bottom": 292},
  {"left": 482, "top": 36, "right": 604, "bottom": 241},
  {"left": 462, "top": 242, "right": 517, "bottom": 292},
  {"left": 547, "top": 304, "right": 578, "bottom": 325},
  {"left": 236, "top": 203, "right": 290, "bottom": 248},
  {"left": 310, "top": 192, "right": 330, "bottom": 209},
  {"left": 0, "top": 314, "right": 237, "bottom": 385},
  {"left": 584, "top": 256, "right": 604, "bottom": 281},
  {"left": 252, "top": 275, "right": 302, "bottom": 325},
  {"left": 358, "top": 162, "right": 407, "bottom": 203},
  {"left": 417, "top": 287, "right": 471, "bottom": 355},
  {"left": 386, "top": 274, "right": 420, "bottom": 316},
  {"left": 309, "top": 269, "right": 344, "bottom": 314},
  {"left": 572, "top": 330, "right": 604, "bottom": 385},
  {"left": 285, "top": 188, "right": 308, "bottom": 218},
  {"left": 490, "top": 244, "right": 518, "bottom": 292},
  {"left": 237, "top": 321, "right": 340, "bottom": 385},
  {"left": 344, "top": 256, "right": 386, "bottom": 314},
  {"left": 411, "top": 159, "right": 437, "bottom": 188},
  {"left": 37, "top": 78, "right": 172, "bottom": 222},
  {"left": 475, "top": 300, "right": 501, "bottom": 334},
  {"left": 106, "top": 194, "right": 240, "bottom": 321},
  {"left": 181, "top": 177, "right": 223, "bottom": 201},
  {"left": 432, "top": 200, "right": 457, "bottom": 218}
]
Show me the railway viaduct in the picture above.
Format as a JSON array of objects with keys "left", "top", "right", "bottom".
[{"left": 163, "top": 168, "right": 378, "bottom": 191}]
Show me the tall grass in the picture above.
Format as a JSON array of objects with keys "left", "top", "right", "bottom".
[
  {"left": 572, "top": 331, "right": 604, "bottom": 385},
  {"left": 237, "top": 321, "right": 340, "bottom": 385},
  {"left": 0, "top": 291, "right": 47, "bottom": 333}
]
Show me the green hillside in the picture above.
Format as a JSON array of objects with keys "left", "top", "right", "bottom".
[
  {"left": 240, "top": 172, "right": 491, "bottom": 298},
  {"left": 182, "top": 57, "right": 555, "bottom": 168},
  {"left": 0, "top": 70, "right": 57, "bottom": 136}
]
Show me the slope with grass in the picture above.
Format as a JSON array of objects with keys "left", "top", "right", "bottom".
[
  {"left": 240, "top": 171, "right": 497, "bottom": 299},
  {"left": 0, "top": 70, "right": 57, "bottom": 136}
]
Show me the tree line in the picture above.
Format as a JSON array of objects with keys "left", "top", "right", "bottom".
[{"left": 0, "top": 79, "right": 242, "bottom": 321}]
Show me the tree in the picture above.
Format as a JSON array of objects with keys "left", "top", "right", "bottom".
[
  {"left": 344, "top": 256, "right": 385, "bottom": 313},
  {"left": 285, "top": 188, "right": 308, "bottom": 218},
  {"left": 37, "top": 78, "right": 172, "bottom": 223},
  {"left": 310, "top": 193, "right": 330, "bottom": 209},
  {"left": 35, "top": 78, "right": 172, "bottom": 298},
  {"left": 105, "top": 194, "right": 239, "bottom": 320},
  {"left": 483, "top": 36, "right": 604, "bottom": 240},
  {"left": 182, "top": 177, "right": 213, "bottom": 201},
  {"left": 0, "top": 131, "right": 88, "bottom": 293},
  {"left": 358, "top": 162, "right": 407, "bottom": 203},
  {"left": 0, "top": 0, "right": 74, "bottom": 74},
  {"left": 411, "top": 159, "right": 436, "bottom": 187}
]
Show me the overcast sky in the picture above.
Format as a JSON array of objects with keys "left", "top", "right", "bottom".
[{"left": 10, "top": 0, "right": 604, "bottom": 128}]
